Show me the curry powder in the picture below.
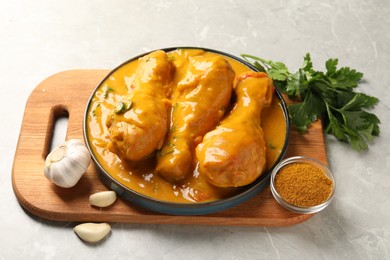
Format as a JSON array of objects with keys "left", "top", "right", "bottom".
[{"left": 274, "top": 162, "right": 333, "bottom": 207}]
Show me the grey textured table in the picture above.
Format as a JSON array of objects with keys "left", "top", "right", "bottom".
[{"left": 1, "top": 0, "right": 389, "bottom": 259}]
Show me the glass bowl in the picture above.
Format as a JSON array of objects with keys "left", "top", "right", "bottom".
[{"left": 270, "top": 156, "right": 335, "bottom": 214}]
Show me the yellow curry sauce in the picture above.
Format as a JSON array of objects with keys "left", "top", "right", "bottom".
[{"left": 86, "top": 49, "right": 286, "bottom": 203}]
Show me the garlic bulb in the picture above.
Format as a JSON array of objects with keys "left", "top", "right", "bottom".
[
  {"left": 44, "top": 139, "right": 91, "bottom": 188},
  {"left": 74, "top": 223, "right": 111, "bottom": 243}
]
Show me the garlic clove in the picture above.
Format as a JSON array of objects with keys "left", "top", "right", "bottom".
[
  {"left": 89, "top": 191, "right": 117, "bottom": 208},
  {"left": 44, "top": 139, "right": 91, "bottom": 188},
  {"left": 74, "top": 223, "right": 111, "bottom": 243}
]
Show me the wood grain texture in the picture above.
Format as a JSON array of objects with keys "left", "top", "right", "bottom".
[{"left": 12, "top": 70, "right": 328, "bottom": 226}]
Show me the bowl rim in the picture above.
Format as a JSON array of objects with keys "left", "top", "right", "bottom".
[
  {"left": 270, "top": 156, "right": 336, "bottom": 214},
  {"left": 83, "top": 46, "right": 291, "bottom": 215}
]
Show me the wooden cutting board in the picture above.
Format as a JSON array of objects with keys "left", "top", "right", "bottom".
[{"left": 12, "top": 70, "right": 328, "bottom": 226}]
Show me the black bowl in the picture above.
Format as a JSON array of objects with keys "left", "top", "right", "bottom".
[{"left": 83, "top": 47, "right": 290, "bottom": 215}]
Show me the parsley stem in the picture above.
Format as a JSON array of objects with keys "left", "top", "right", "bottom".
[{"left": 241, "top": 54, "right": 272, "bottom": 70}]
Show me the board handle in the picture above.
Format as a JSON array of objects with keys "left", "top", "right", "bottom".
[{"left": 17, "top": 70, "right": 100, "bottom": 162}]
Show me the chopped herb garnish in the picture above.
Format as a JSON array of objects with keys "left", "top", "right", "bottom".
[
  {"left": 268, "top": 143, "right": 276, "bottom": 150},
  {"left": 156, "top": 148, "right": 174, "bottom": 157},
  {"left": 103, "top": 86, "right": 114, "bottom": 98},
  {"left": 161, "top": 150, "right": 174, "bottom": 156},
  {"left": 114, "top": 100, "right": 132, "bottom": 114},
  {"left": 92, "top": 103, "right": 101, "bottom": 117},
  {"left": 172, "top": 102, "right": 179, "bottom": 112}
]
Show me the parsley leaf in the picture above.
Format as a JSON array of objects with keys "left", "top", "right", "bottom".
[
  {"left": 241, "top": 53, "right": 380, "bottom": 151},
  {"left": 288, "top": 90, "right": 325, "bottom": 132}
]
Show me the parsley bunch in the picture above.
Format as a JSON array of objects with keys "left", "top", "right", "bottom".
[{"left": 242, "top": 53, "right": 380, "bottom": 151}]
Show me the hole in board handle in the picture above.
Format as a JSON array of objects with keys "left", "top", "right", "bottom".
[
  {"left": 50, "top": 114, "right": 69, "bottom": 152},
  {"left": 43, "top": 105, "right": 69, "bottom": 158}
]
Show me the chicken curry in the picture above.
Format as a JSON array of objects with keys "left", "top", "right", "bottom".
[{"left": 86, "top": 49, "right": 287, "bottom": 203}]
